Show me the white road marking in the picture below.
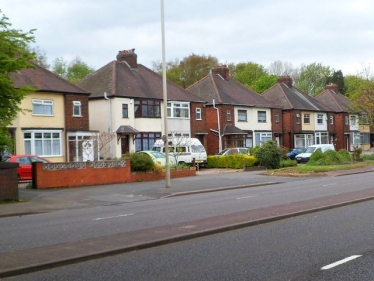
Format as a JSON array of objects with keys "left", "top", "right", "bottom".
[
  {"left": 321, "top": 255, "right": 362, "bottom": 270},
  {"left": 236, "top": 195, "right": 258, "bottom": 200},
  {"left": 323, "top": 183, "right": 337, "bottom": 187},
  {"left": 93, "top": 213, "right": 134, "bottom": 221}
]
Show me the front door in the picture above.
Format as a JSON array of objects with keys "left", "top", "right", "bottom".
[{"left": 121, "top": 136, "right": 129, "bottom": 155}]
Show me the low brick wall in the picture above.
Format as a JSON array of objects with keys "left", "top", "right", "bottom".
[
  {"left": 0, "top": 162, "right": 19, "bottom": 201},
  {"left": 33, "top": 159, "right": 196, "bottom": 189}
]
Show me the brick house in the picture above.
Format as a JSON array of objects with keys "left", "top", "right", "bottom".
[
  {"left": 8, "top": 61, "right": 94, "bottom": 162},
  {"left": 262, "top": 76, "right": 334, "bottom": 150},
  {"left": 187, "top": 65, "right": 282, "bottom": 155},
  {"left": 77, "top": 49, "right": 205, "bottom": 159},
  {"left": 316, "top": 83, "right": 369, "bottom": 151}
]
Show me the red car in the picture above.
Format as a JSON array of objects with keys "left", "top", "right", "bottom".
[{"left": 1, "top": 155, "right": 51, "bottom": 180}]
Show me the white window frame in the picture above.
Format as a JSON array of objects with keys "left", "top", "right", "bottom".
[
  {"left": 167, "top": 102, "right": 190, "bottom": 118},
  {"left": 303, "top": 113, "right": 311, "bottom": 124},
  {"left": 295, "top": 113, "right": 301, "bottom": 124},
  {"left": 330, "top": 116, "right": 334, "bottom": 125},
  {"left": 227, "top": 110, "right": 231, "bottom": 121},
  {"left": 23, "top": 130, "right": 62, "bottom": 157},
  {"left": 238, "top": 110, "right": 247, "bottom": 121},
  {"left": 345, "top": 116, "right": 349, "bottom": 125},
  {"left": 73, "top": 101, "right": 82, "bottom": 117},
  {"left": 350, "top": 116, "right": 357, "bottom": 126},
  {"left": 196, "top": 108, "right": 201, "bottom": 120},
  {"left": 275, "top": 112, "right": 280, "bottom": 123},
  {"left": 258, "top": 111, "right": 267, "bottom": 123},
  {"left": 32, "top": 99, "right": 53, "bottom": 116},
  {"left": 317, "top": 114, "right": 324, "bottom": 124}
]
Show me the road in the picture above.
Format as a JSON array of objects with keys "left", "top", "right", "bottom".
[
  {"left": 1, "top": 172, "right": 373, "bottom": 253},
  {"left": 3, "top": 200, "right": 374, "bottom": 280}
]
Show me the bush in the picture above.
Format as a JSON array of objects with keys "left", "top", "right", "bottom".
[
  {"left": 307, "top": 151, "right": 331, "bottom": 166},
  {"left": 253, "top": 140, "right": 281, "bottom": 169},
  {"left": 129, "top": 153, "right": 155, "bottom": 171},
  {"left": 206, "top": 154, "right": 257, "bottom": 169},
  {"left": 352, "top": 145, "right": 362, "bottom": 160},
  {"left": 337, "top": 149, "right": 352, "bottom": 163},
  {"left": 280, "top": 159, "right": 297, "bottom": 168},
  {"left": 280, "top": 146, "right": 290, "bottom": 160}
]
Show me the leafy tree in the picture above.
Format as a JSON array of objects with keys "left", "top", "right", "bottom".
[
  {"left": 293, "top": 63, "right": 333, "bottom": 96},
  {"left": 253, "top": 140, "right": 281, "bottom": 169},
  {"left": 232, "top": 62, "right": 267, "bottom": 88},
  {"left": 51, "top": 56, "right": 95, "bottom": 83},
  {"left": 251, "top": 75, "right": 278, "bottom": 93},
  {"left": 153, "top": 53, "right": 218, "bottom": 88},
  {"left": 326, "top": 70, "right": 346, "bottom": 94},
  {"left": 0, "top": 10, "right": 36, "bottom": 154}
]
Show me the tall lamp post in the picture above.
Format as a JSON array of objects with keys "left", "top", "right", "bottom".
[{"left": 160, "top": 0, "right": 171, "bottom": 188}]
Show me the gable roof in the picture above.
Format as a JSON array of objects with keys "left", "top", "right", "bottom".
[
  {"left": 10, "top": 61, "right": 89, "bottom": 95},
  {"left": 315, "top": 85, "right": 351, "bottom": 112},
  {"left": 262, "top": 77, "right": 332, "bottom": 112},
  {"left": 187, "top": 69, "right": 277, "bottom": 108},
  {"left": 77, "top": 56, "right": 204, "bottom": 103}
]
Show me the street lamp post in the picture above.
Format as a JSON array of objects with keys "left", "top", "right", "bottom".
[{"left": 160, "top": 0, "right": 171, "bottom": 188}]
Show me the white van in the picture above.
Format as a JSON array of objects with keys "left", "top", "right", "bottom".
[
  {"left": 295, "top": 144, "right": 335, "bottom": 163},
  {"left": 152, "top": 137, "right": 207, "bottom": 167}
]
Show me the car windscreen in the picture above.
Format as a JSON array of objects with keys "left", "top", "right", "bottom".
[
  {"left": 305, "top": 147, "right": 316, "bottom": 153},
  {"left": 191, "top": 145, "right": 206, "bottom": 153},
  {"left": 150, "top": 152, "right": 165, "bottom": 159}
]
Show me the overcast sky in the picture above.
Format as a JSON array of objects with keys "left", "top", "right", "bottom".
[{"left": 1, "top": 0, "right": 373, "bottom": 76}]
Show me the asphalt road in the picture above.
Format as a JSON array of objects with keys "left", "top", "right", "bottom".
[{"left": 4, "top": 200, "right": 374, "bottom": 280}]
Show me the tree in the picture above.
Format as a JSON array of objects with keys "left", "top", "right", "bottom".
[
  {"left": 267, "top": 60, "right": 296, "bottom": 77},
  {"left": 251, "top": 75, "right": 278, "bottom": 93},
  {"left": 0, "top": 10, "right": 36, "bottom": 154},
  {"left": 51, "top": 56, "right": 95, "bottom": 83},
  {"left": 153, "top": 53, "right": 219, "bottom": 88},
  {"left": 232, "top": 62, "right": 267, "bottom": 88},
  {"left": 293, "top": 63, "right": 333, "bottom": 96},
  {"left": 28, "top": 45, "right": 49, "bottom": 68},
  {"left": 326, "top": 70, "right": 346, "bottom": 94}
]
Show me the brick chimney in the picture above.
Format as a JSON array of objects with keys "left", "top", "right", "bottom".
[
  {"left": 278, "top": 76, "right": 293, "bottom": 88},
  {"left": 212, "top": 65, "right": 230, "bottom": 80},
  {"left": 116, "top": 49, "right": 137, "bottom": 68},
  {"left": 325, "top": 83, "right": 339, "bottom": 92}
]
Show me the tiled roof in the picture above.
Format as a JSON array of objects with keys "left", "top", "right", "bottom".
[
  {"left": 116, "top": 125, "right": 139, "bottom": 134},
  {"left": 315, "top": 89, "right": 351, "bottom": 112},
  {"left": 77, "top": 61, "right": 204, "bottom": 102},
  {"left": 10, "top": 61, "right": 89, "bottom": 95},
  {"left": 187, "top": 73, "right": 278, "bottom": 108},
  {"left": 223, "top": 124, "right": 246, "bottom": 135},
  {"left": 262, "top": 83, "right": 332, "bottom": 112}
]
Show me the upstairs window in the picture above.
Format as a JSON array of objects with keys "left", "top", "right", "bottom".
[
  {"left": 167, "top": 102, "right": 189, "bottom": 118},
  {"left": 73, "top": 101, "right": 81, "bottom": 117},
  {"left": 317, "top": 114, "right": 324, "bottom": 124},
  {"left": 238, "top": 110, "right": 247, "bottom": 121},
  {"left": 135, "top": 100, "right": 161, "bottom": 118},
  {"left": 32, "top": 99, "right": 53, "bottom": 116},
  {"left": 303, "top": 114, "right": 310, "bottom": 124},
  {"left": 350, "top": 116, "right": 357, "bottom": 126},
  {"left": 295, "top": 114, "right": 301, "bottom": 124},
  {"left": 196, "top": 108, "right": 201, "bottom": 120},
  {"left": 275, "top": 112, "right": 280, "bottom": 123},
  {"left": 122, "top": 104, "right": 128, "bottom": 118},
  {"left": 258, "top": 111, "right": 266, "bottom": 123},
  {"left": 227, "top": 110, "right": 231, "bottom": 121},
  {"left": 330, "top": 116, "right": 334, "bottom": 124},
  {"left": 345, "top": 116, "right": 349, "bottom": 125}
]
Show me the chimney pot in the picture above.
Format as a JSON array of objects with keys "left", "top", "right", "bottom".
[
  {"left": 278, "top": 76, "right": 293, "bottom": 88},
  {"left": 116, "top": 49, "right": 137, "bottom": 68},
  {"left": 212, "top": 65, "right": 230, "bottom": 80}
]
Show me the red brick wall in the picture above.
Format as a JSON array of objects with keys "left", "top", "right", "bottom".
[
  {"left": 0, "top": 163, "right": 19, "bottom": 200},
  {"left": 334, "top": 113, "right": 349, "bottom": 150},
  {"left": 64, "top": 94, "right": 89, "bottom": 131},
  {"left": 33, "top": 160, "right": 196, "bottom": 189}
]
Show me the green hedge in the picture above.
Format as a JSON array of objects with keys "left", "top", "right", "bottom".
[
  {"left": 206, "top": 154, "right": 258, "bottom": 169},
  {"left": 307, "top": 149, "right": 352, "bottom": 166}
]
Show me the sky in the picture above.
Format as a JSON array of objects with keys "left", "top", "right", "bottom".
[{"left": 1, "top": 0, "right": 374, "bottom": 76}]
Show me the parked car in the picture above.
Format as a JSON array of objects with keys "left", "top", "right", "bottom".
[
  {"left": 286, "top": 147, "right": 305, "bottom": 160},
  {"left": 215, "top": 147, "right": 249, "bottom": 156},
  {"left": 136, "top": 150, "right": 169, "bottom": 167},
  {"left": 295, "top": 144, "right": 335, "bottom": 163},
  {"left": 1, "top": 155, "right": 51, "bottom": 180}
]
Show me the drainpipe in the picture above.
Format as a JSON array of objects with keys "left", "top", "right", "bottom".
[
  {"left": 104, "top": 92, "right": 113, "bottom": 159},
  {"left": 213, "top": 99, "right": 222, "bottom": 152}
]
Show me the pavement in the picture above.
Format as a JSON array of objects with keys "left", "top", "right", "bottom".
[{"left": 1, "top": 166, "right": 374, "bottom": 278}]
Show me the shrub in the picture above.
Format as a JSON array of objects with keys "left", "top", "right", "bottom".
[
  {"left": 129, "top": 153, "right": 155, "bottom": 171},
  {"left": 307, "top": 151, "right": 331, "bottom": 166},
  {"left": 352, "top": 145, "right": 362, "bottom": 160},
  {"left": 324, "top": 150, "right": 343, "bottom": 164},
  {"left": 337, "top": 149, "right": 352, "bottom": 163},
  {"left": 206, "top": 154, "right": 257, "bottom": 169},
  {"left": 253, "top": 140, "right": 281, "bottom": 169},
  {"left": 280, "top": 146, "right": 290, "bottom": 160},
  {"left": 280, "top": 159, "right": 297, "bottom": 168}
]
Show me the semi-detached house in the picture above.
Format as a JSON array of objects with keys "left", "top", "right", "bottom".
[
  {"left": 8, "top": 61, "right": 94, "bottom": 162},
  {"left": 187, "top": 65, "right": 283, "bottom": 155},
  {"left": 77, "top": 49, "right": 205, "bottom": 159}
]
